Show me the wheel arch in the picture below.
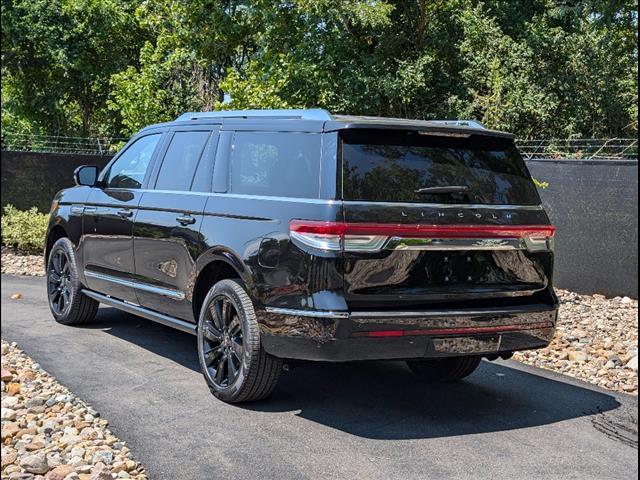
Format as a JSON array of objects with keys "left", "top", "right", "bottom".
[
  {"left": 45, "top": 224, "right": 69, "bottom": 265},
  {"left": 192, "top": 248, "right": 256, "bottom": 321}
]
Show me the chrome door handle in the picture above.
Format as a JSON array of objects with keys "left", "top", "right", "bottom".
[
  {"left": 116, "top": 209, "right": 133, "bottom": 219},
  {"left": 176, "top": 215, "right": 196, "bottom": 226}
]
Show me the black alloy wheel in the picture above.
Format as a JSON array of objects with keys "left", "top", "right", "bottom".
[
  {"left": 197, "top": 279, "right": 283, "bottom": 403},
  {"left": 200, "top": 295, "right": 244, "bottom": 388},
  {"left": 47, "top": 249, "right": 72, "bottom": 316},
  {"left": 46, "top": 237, "right": 99, "bottom": 325}
]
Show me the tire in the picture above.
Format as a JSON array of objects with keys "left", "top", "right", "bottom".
[
  {"left": 46, "top": 237, "right": 99, "bottom": 325},
  {"left": 197, "top": 278, "right": 283, "bottom": 403},
  {"left": 406, "top": 356, "right": 482, "bottom": 383}
]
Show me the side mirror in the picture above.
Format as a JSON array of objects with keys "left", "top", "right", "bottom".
[{"left": 74, "top": 165, "right": 99, "bottom": 187}]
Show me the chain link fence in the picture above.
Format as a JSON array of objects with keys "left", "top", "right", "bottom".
[
  {"left": 1, "top": 132, "right": 638, "bottom": 160},
  {"left": 1, "top": 133, "right": 127, "bottom": 155}
]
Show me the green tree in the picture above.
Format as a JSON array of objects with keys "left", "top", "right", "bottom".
[
  {"left": 1, "top": 0, "right": 145, "bottom": 136},
  {"left": 218, "top": 0, "right": 637, "bottom": 139},
  {"left": 2, "top": 0, "right": 637, "bottom": 140},
  {"left": 456, "top": 0, "right": 638, "bottom": 138},
  {"left": 108, "top": 0, "right": 255, "bottom": 135}
]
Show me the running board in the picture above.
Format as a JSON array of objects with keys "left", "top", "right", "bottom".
[{"left": 82, "top": 289, "right": 197, "bottom": 335}]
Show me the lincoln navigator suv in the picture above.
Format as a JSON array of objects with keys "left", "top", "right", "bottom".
[{"left": 45, "top": 109, "right": 558, "bottom": 403}]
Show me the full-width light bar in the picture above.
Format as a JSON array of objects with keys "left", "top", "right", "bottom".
[{"left": 289, "top": 220, "right": 556, "bottom": 253}]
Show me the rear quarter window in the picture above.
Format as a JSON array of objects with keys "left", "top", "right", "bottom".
[
  {"left": 230, "top": 132, "right": 321, "bottom": 198},
  {"left": 340, "top": 129, "right": 540, "bottom": 205}
]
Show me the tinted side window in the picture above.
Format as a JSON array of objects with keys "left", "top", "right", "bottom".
[
  {"left": 230, "top": 132, "right": 321, "bottom": 198},
  {"left": 105, "top": 134, "right": 162, "bottom": 189},
  {"left": 155, "top": 131, "right": 211, "bottom": 191}
]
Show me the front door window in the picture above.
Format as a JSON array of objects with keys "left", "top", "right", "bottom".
[{"left": 104, "top": 134, "right": 162, "bottom": 189}]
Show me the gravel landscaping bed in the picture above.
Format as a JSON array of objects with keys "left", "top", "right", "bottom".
[
  {"left": 1, "top": 340, "right": 147, "bottom": 480},
  {"left": 2, "top": 249, "right": 637, "bottom": 395},
  {"left": 1, "top": 248, "right": 44, "bottom": 277},
  {"left": 514, "top": 289, "right": 638, "bottom": 395}
]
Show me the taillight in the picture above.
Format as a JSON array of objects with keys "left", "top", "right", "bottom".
[
  {"left": 289, "top": 220, "right": 388, "bottom": 252},
  {"left": 289, "top": 221, "right": 345, "bottom": 251},
  {"left": 289, "top": 220, "right": 556, "bottom": 253}
]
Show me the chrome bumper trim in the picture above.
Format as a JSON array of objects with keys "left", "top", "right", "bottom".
[
  {"left": 349, "top": 304, "right": 556, "bottom": 319},
  {"left": 264, "top": 307, "right": 349, "bottom": 319},
  {"left": 384, "top": 236, "right": 553, "bottom": 252},
  {"left": 264, "top": 303, "right": 556, "bottom": 320}
]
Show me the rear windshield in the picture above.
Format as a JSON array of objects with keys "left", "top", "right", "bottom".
[{"left": 340, "top": 129, "right": 540, "bottom": 205}]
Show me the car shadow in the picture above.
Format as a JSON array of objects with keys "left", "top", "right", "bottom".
[{"left": 90, "top": 306, "right": 626, "bottom": 441}]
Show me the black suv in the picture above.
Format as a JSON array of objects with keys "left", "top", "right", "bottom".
[{"left": 45, "top": 109, "right": 558, "bottom": 403}]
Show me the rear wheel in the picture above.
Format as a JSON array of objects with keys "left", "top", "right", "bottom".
[
  {"left": 46, "top": 237, "right": 98, "bottom": 325},
  {"left": 406, "top": 356, "right": 482, "bottom": 383},
  {"left": 197, "top": 279, "right": 282, "bottom": 403}
]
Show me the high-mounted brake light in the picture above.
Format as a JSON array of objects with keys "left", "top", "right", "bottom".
[{"left": 289, "top": 220, "right": 556, "bottom": 253}]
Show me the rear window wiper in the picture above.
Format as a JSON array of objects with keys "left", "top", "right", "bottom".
[{"left": 414, "top": 186, "right": 470, "bottom": 195}]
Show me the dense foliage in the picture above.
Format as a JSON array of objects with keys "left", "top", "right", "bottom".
[
  {"left": 1, "top": 205, "right": 49, "bottom": 253},
  {"left": 2, "top": 0, "right": 637, "bottom": 139}
]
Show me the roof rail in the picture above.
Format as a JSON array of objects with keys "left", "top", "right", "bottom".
[
  {"left": 175, "top": 109, "right": 333, "bottom": 122},
  {"left": 429, "top": 120, "right": 486, "bottom": 129}
]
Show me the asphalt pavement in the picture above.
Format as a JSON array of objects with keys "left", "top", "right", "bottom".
[{"left": 1, "top": 274, "right": 638, "bottom": 480}]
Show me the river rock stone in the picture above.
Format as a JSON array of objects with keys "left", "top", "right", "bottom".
[
  {"left": 19, "top": 453, "right": 49, "bottom": 474},
  {"left": 91, "top": 451, "right": 113, "bottom": 465},
  {"left": 44, "top": 465, "right": 75, "bottom": 480},
  {"left": 514, "top": 289, "right": 638, "bottom": 395},
  {"left": 2, "top": 407, "right": 18, "bottom": 420},
  {"left": 1, "top": 340, "right": 147, "bottom": 480}
]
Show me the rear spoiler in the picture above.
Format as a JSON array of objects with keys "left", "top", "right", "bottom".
[{"left": 324, "top": 120, "right": 515, "bottom": 140}]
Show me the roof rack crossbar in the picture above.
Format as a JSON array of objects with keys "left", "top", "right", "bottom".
[{"left": 175, "top": 109, "right": 333, "bottom": 122}]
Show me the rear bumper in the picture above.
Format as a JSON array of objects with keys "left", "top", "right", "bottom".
[{"left": 258, "top": 304, "right": 558, "bottom": 362}]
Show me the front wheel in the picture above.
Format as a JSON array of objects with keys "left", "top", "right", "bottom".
[
  {"left": 406, "top": 356, "right": 482, "bottom": 383},
  {"left": 46, "top": 237, "right": 98, "bottom": 325},
  {"left": 197, "top": 279, "right": 283, "bottom": 403}
]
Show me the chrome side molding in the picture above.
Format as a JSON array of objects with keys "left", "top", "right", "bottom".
[
  {"left": 81, "top": 289, "right": 196, "bottom": 335},
  {"left": 84, "top": 271, "right": 186, "bottom": 300}
]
